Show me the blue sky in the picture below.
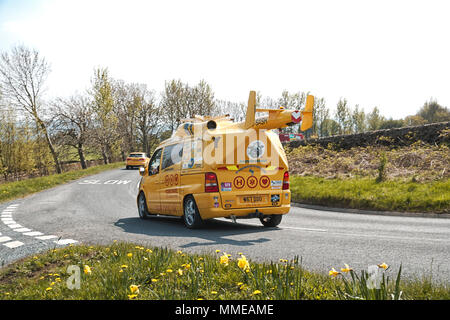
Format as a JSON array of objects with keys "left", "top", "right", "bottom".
[{"left": 1, "top": 0, "right": 449, "bottom": 119}]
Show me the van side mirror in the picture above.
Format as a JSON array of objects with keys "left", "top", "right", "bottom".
[{"left": 139, "top": 166, "right": 146, "bottom": 176}]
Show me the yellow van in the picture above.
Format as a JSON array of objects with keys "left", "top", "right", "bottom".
[{"left": 137, "top": 91, "right": 314, "bottom": 228}]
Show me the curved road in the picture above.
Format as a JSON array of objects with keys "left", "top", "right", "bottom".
[{"left": 1, "top": 168, "right": 449, "bottom": 282}]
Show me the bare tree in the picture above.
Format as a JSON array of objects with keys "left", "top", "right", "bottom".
[
  {"left": 0, "top": 45, "right": 62, "bottom": 173},
  {"left": 52, "top": 94, "right": 93, "bottom": 169}
]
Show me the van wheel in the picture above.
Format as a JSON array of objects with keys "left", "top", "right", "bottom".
[
  {"left": 260, "top": 215, "right": 282, "bottom": 227},
  {"left": 138, "top": 192, "right": 150, "bottom": 219},
  {"left": 183, "top": 196, "right": 203, "bottom": 229}
]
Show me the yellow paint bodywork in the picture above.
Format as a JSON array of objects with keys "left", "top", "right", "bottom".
[
  {"left": 138, "top": 91, "right": 313, "bottom": 221},
  {"left": 126, "top": 152, "right": 149, "bottom": 167}
]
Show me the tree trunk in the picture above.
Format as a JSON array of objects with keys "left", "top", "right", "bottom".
[
  {"left": 77, "top": 143, "right": 87, "bottom": 169},
  {"left": 36, "top": 116, "right": 62, "bottom": 174}
]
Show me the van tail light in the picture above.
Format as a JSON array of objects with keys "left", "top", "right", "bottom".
[
  {"left": 205, "top": 172, "right": 219, "bottom": 193},
  {"left": 282, "top": 171, "right": 289, "bottom": 190}
]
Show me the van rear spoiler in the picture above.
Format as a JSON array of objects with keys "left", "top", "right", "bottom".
[{"left": 243, "top": 91, "right": 314, "bottom": 131}]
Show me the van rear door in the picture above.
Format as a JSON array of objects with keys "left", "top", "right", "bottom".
[{"left": 211, "top": 129, "right": 288, "bottom": 210}]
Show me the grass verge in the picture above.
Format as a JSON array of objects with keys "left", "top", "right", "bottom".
[
  {"left": 290, "top": 176, "right": 450, "bottom": 213},
  {"left": 0, "top": 162, "right": 125, "bottom": 204},
  {"left": 0, "top": 243, "right": 448, "bottom": 300}
]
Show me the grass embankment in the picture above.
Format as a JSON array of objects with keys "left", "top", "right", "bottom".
[
  {"left": 1, "top": 243, "right": 448, "bottom": 300},
  {"left": 290, "top": 177, "right": 450, "bottom": 213},
  {"left": 287, "top": 143, "right": 450, "bottom": 213},
  {"left": 0, "top": 162, "right": 125, "bottom": 204}
]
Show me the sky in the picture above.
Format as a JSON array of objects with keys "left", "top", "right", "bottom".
[{"left": 0, "top": 0, "right": 449, "bottom": 119}]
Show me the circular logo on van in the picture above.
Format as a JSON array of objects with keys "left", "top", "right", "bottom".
[{"left": 247, "top": 140, "right": 265, "bottom": 160}]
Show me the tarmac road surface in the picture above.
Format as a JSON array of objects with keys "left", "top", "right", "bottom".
[{"left": 1, "top": 168, "right": 449, "bottom": 282}]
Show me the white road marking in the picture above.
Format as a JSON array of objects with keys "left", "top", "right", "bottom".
[
  {"left": 7, "top": 223, "right": 23, "bottom": 229},
  {"left": 14, "top": 228, "right": 32, "bottom": 232},
  {"left": 23, "top": 231, "right": 44, "bottom": 236},
  {"left": 1, "top": 217, "right": 14, "bottom": 221},
  {"left": 54, "top": 239, "right": 78, "bottom": 245},
  {"left": 1, "top": 214, "right": 12, "bottom": 217},
  {"left": 0, "top": 236, "right": 12, "bottom": 243},
  {"left": 4, "top": 241, "right": 24, "bottom": 248},
  {"left": 3, "top": 220, "right": 16, "bottom": 225},
  {"left": 35, "top": 235, "right": 58, "bottom": 240}
]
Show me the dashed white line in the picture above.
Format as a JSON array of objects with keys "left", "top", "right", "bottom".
[
  {"left": 4, "top": 241, "right": 23, "bottom": 248},
  {"left": 7, "top": 223, "right": 23, "bottom": 229},
  {"left": 23, "top": 231, "right": 44, "bottom": 236},
  {"left": 14, "top": 228, "right": 32, "bottom": 232},
  {"left": 0, "top": 236, "right": 12, "bottom": 243},
  {"left": 35, "top": 235, "right": 58, "bottom": 240}
]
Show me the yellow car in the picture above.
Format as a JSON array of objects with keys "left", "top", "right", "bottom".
[
  {"left": 126, "top": 152, "right": 149, "bottom": 169},
  {"left": 137, "top": 91, "right": 314, "bottom": 228}
]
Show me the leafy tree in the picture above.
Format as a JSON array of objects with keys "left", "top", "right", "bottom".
[
  {"left": 417, "top": 99, "right": 450, "bottom": 123},
  {"left": 367, "top": 106, "right": 385, "bottom": 131}
]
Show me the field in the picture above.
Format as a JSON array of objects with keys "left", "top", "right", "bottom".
[{"left": 287, "top": 142, "right": 450, "bottom": 213}]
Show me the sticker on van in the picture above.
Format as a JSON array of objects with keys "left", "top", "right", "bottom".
[
  {"left": 221, "top": 182, "right": 232, "bottom": 192},
  {"left": 271, "top": 180, "right": 282, "bottom": 189}
]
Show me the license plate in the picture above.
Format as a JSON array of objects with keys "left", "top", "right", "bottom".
[{"left": 242, "top": 196, "right": 263, "bottom": 203}]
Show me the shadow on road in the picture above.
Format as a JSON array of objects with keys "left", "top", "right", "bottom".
[{"left": 114, "top": 216, "right": 276, "bottom": 249}]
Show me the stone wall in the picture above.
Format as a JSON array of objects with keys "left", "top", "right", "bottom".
[{"left": 288, "top": 121, "right": 450, "bottom": 149}]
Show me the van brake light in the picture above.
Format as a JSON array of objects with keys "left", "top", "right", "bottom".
[
  {"left": 205, "top": 172, "right": 219, "bottom": 193},
  {"left": 282, "top": 171, "right": 289, "bottom": 190}
]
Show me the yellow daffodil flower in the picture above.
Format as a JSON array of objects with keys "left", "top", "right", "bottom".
[
  {"left": 341, "top": 264, "right": 353, "bottom": 273},
  {"left": 220, "top": 253, "right": 229, "bottom": 266},
  {"left": 83, "top": 265, "right": 92, "bottom": 275},
  {"left": 127, "top": 253, "right": 133, "bottom": 258},
  {"left": 378, "top": 263, "right": 389, "bottom": 270},
  {"left": 252, "top": 290, "right": 262, "bottom": 295},
  {"left": 329, "top": 268, "right": 340, "bottom": 277},
  {"left": 129, "top": 285, "right": 139, "bottom": 294},
  {"left": 237, "top": 255, "right": 250, "bottom": 271},
  {"left": 128, "top": 294, "right": 138, "bottom": 300}
]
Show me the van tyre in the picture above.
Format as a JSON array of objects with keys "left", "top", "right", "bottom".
[
  {"left": 260, "top": 214, "right": 282, "bottom": 227},
  {"left": 138, "top": 192, "right": 151, "bottom": 219},
  {"left": 183, "top": 196, "right": 203, "bottom": 229}
]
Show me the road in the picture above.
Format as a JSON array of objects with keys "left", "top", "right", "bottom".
[{"left": 1, "top": 168, "right": 449, "bottom": 282}]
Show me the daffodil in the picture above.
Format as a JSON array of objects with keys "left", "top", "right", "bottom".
[
  {"left": 252, "top": 290, "right": 262, "bottom": 295},
  {"left": 176, "top": 250, "right": 183, "bottom": 254},
  {"left": 177, "top": 269, "right": 183, "bottom": 276},
  {"left": 129, "top": 285, "right": 139, "bottom": 294},
  {"left": 83, "top": 265, "right": 92, "bottom": 275},
  {"left": 329, "top": 268, "right": 340, "bottom": 277},
  {"left": 121, "top": 264, "right": 128, "bottom": 269},
  {"left": 128, "top": 294, "right": 138, "bottom": 300},
  {"left": 45, "top": 287, "right": 52, "bottom": 291},
  {"left": 341, "top": 264, "right": 353, "bottom": 273},
  {"left": 378, "top": 263, "right": 389, "bottom": 270},
  {"left": 127, "top": 253, "right": 133, "bottom": 258},
  {"left": 237, "top": 255, "right": 250, "bottom": 271},
  {"left": 220, "top": 253, "right": 229, "bottom": 266},
  {"left": 215, "top": 249, "right": 221, "bottom": 253},
  {"left": 211, "top": 291, "right": 218, "bottom": 295},
  {"left": 166, "top": 269, "right": 173, "bottom": 273},
  {"left": 151, "top": 278, "right": 158, "bottom": 283}
]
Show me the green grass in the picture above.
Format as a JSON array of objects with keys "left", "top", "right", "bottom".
[
  {"left": 290, "top": 176, "right": 450, "bottom": 213},
  {"left": 1, "top": 243, "right": 448, "bottom": 300},
  {"left": 0, "top": 162, "right": 125, "bottom": 204}
]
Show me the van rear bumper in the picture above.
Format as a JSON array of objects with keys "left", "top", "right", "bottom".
[{"left": 193, "top": 193, "right": 290, "bottom": 220}]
